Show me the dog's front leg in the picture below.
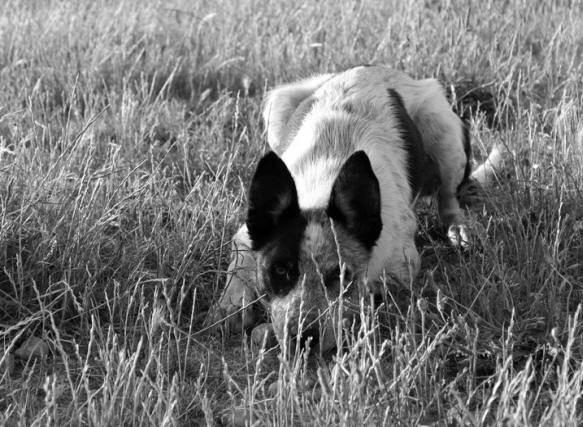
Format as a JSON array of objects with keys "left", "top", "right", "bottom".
[{"left": 205, "top": 225, "right": 259, "bottom": 334}]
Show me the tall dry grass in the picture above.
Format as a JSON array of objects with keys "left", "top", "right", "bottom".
[{"left": 0, "top": 0, "right": 582, "bottom": 425}]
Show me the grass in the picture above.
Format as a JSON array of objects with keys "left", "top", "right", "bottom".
[{"left": 0, "top": 0, "right": 582, "bottom": 425}]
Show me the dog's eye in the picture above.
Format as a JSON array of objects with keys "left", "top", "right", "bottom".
[
  {"left": 273, "top": 263, "right": 290, "bottom": 277},
  {"left": 271, "top": 261, "right": 295, "bottom": 281},
  {"left": 268, "top": 261, "right": 297, "bottom": 297}
]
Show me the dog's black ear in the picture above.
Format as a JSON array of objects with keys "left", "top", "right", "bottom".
[
  {"left": 246, "top": 152, "right": 300, "bottom": 250},
  {"left": 327, "top": 151, "right": 382, "bottom": 250}
]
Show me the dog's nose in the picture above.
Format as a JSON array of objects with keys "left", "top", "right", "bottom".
[{"left": 298, "top": 325, "right": 320, "bottom": 349}]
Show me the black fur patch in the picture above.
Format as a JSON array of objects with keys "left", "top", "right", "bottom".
[
  {"left": 458, "top": 120, "right": 472, "bottom": 193},
  {"left": 260, "top": 213, "right": 307, "bottom": 297},
  {"left": 386, "top": 88, "right": 435, "bottom": 196},
  {"left": 247, "top": 152, "right": 301, "bottom": 250},
  {"left": 327, "top": 151, "right": 382, "bottom": 251}
]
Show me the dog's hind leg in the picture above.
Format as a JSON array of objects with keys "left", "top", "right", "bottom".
[
  {"left": 205, "top": 225, "right": 259, "bottom": 334},
  {"left": 408, "top": 79, "right": 471, "bottom": 246}
]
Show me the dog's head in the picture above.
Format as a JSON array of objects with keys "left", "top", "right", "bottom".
[{"left": 246, "top": 150, "right": 382, "bottom": 354}]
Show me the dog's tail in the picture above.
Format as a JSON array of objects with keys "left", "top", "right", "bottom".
[
  {"left": 457, "top": 143, "right": 509, "bottom": 207},
  {"left": 469, "top": 144, "right": 508, "bottom": 185}
]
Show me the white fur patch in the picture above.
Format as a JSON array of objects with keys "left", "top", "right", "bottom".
[{"left": 293, "top": 159, "right": 338, "bottom": 210}]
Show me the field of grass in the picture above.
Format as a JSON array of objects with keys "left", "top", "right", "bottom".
[{"left": 1, "top": 0, "right": 582, "bottom": 425}]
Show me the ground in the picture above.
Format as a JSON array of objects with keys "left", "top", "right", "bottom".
[{"left": 0, "top": 0, "right": 582, "bottom": 425}]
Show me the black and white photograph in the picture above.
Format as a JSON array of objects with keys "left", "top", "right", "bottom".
[{"left": 1, "top": 0, "right": 582, "bottom": 425}]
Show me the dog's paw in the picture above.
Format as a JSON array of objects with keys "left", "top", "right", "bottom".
[{"left": 447, "top": 223, "right": 471, "bottom": 248}]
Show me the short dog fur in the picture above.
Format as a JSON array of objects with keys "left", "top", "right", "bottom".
[{"left": 208, "top": 65, "right": 480, "bottom": 353}]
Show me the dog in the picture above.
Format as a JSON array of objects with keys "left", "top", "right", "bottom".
[{"left": 207, "top": 65, "right": 494, "bottom": 353}]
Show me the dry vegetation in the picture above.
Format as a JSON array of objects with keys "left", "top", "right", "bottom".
[{"left": 1, "top": 0, "right": 582, "bottom": 425}]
